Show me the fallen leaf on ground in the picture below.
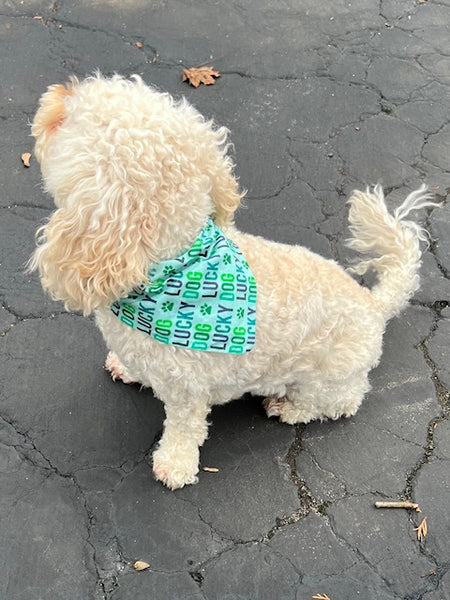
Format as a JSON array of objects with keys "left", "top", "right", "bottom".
[
  {"left": 312, "top": 595, "right": 331, "bottom": 600},
  {"left": 21, "top": 152, "right": 31, "bottom": 167},
  {"left": 182, "top": 66, "right": 220, "bottom": 87},
  {"left": 133, "top": 560, "right": 150, "bottom": 571},
  {"left": 136, "top": 41, "right": 143, "bottom": 48},
  {"left": 414, "top": 517, "right": 428, "bottom": 541}
]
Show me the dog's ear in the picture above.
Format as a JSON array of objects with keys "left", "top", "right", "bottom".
[
  {"left": 32, "top": 79, "right": 77, "bottom": 161},
  {"left": 29, "top": 184, "right": 156, "bottom": 315}
]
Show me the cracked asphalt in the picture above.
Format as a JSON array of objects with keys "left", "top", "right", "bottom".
[{"left": 1, "top": 1, "right": 449, "bottom": 599}]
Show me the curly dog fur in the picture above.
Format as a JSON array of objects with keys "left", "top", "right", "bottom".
[{"left": 30, "top": 74, "right": 437, "bottom": 489}]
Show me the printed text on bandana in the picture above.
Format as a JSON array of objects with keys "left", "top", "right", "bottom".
[{"left": 111, "top": 219, "right": 257, "bottom": 354}]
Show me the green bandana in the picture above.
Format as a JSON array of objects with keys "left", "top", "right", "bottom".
[{"left": 111, "top": 218, "right": 257, "bottom": 353}]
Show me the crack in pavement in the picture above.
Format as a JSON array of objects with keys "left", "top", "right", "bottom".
[
  {"left": 2, "top": 2, "right": 449, "bottom": 598},
  {"left": 322, "top": 505, "right": 407, "bottom": 599},
  {"left": 0, "top": 414, "right": 106, "bottom": 597},
  {"left": 404, "top": 310, "right": 450, "bottom": 501}
]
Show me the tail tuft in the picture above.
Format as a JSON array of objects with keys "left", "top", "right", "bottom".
[{"left": 346, "top": 185, "right": 440, "bottom": 320}]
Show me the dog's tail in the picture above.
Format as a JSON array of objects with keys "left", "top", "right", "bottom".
[{"left": 346, "top": 185, "right": 439, "bottom": 321}]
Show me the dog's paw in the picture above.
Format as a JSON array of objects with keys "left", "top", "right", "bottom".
[
  {"left": 263, "top": 396, "right": 313, "bottom": 424},
  {"left": 263, "top": 396, "right": 287, "bottom": 418},
  {"left": 104, "top": 351, "right": 133, "bottom": 384},
  {"left": 152, "top": 448, "right": 199, "bottom": 490}
]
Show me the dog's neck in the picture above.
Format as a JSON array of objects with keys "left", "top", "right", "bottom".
[{"left": 149, "top": 198, "right": 217, "bottom": 265}]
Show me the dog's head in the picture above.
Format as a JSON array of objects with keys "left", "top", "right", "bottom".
[{"left": 30, "top": 74, "right": 243, "bottom": 314}]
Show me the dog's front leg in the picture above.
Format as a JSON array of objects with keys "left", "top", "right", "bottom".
[{"left": 152, "top": 397, "right": 211, "bottom": 490}]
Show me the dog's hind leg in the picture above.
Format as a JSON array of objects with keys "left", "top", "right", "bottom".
[{"left": 264, "top": 373, "right": 371, "bottom": 424}]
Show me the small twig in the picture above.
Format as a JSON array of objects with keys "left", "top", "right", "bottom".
[
  {"left": 375, "top": 501, "right": 421, "bottom": 512},
  {"left": 421, "top": 569, "right": 436, "bottom": 578}
]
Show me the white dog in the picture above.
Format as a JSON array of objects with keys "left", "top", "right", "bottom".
[{"left": 30, "top": 74, "right": 437, "bottom": 489}]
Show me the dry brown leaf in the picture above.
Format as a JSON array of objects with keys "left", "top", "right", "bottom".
[
  {"left": 182, "top": 66, "right": 220, "bottom": 88},
  {"left": 133, "top": 560, "right": 150, "bottom": 571},
  {"left": 414, "top": 517, "right": 428, "bottom": 541},
  {"left": 136, "top": 41, "right": 143, "bottom": 49},
  {"left": 312, "top": 595, "right": 331, "bottom": 600},
  {"left": 33, "top": 15, "right": 43, "bottom": 20},
  {"left": 21, "top": 152, "right": 31, "bottom": 167},
  {"left": 202, "top": 467, "right": 219, "bottom": 473}
]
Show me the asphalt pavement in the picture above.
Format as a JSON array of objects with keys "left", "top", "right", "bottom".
[{"left": 1, "top": 1, "right": 449, "bottom": 599}]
